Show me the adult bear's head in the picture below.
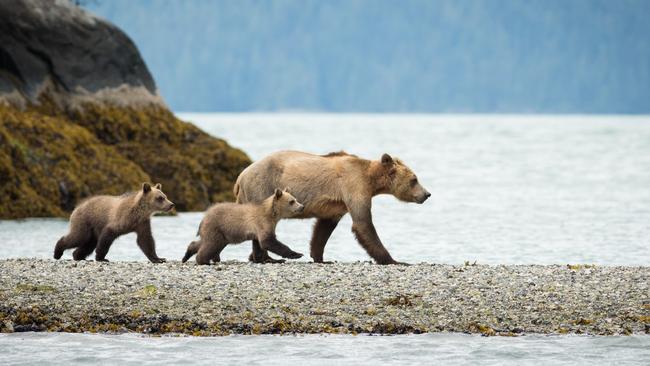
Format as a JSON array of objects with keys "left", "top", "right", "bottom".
[{"left": 380, "top": 153, "right": 431, "bottom": 204}]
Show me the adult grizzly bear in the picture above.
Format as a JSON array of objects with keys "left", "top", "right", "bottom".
[{"left": 234, "top": 151, "right": 430, "bottom": 264}]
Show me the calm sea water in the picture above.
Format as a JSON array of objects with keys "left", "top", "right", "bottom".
[
  {"left": 0, "top": 333, "right": 649, "bottom": 365},
  {"left": 1, "top": 114, "right": 649, "bottom": 363},
  {"left": 1, "top": 114, "right": 649, "bottom": 265}
]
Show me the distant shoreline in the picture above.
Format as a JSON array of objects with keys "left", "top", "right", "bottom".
[{"left": 0, "top": 259, "right": 648, "bottom": 336}]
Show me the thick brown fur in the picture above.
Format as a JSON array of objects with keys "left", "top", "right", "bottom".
[
  {"left": 234, "top": 151, "right": 430, "bottom": 264},
  {"left": 321, "top": 151, "right": 358, "bottom": 158},
  {"left": 182, "top": 189, "right": 304, "bottom": 265},
  {"left": 53, "top": 183, "right": 174, "bottom": 263}
]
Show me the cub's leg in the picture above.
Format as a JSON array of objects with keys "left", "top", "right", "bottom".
[
  {"left": 136, "top": 221, "right": 165, "bottom": 263},
  {"left": 54, "top": 222, "right": 92, "bottom": 259},
  {"left": 72, "top": 233, "right": 97, "bottom": 260},
  {"left": 196, "top": 231, "right": 226, "bottom": 265},
  {"left": 259, "top": 235, "right": 303, "bottom": 260},
  {"left": 94, "top": 228, "right": 120, "bottom": 262},
  {"left": 196, "top": 241, "right": 226, "bottom": 265},
  {"left": 249, "top": 239, "right": 285, "bottom": 264},
  {"left": 182, "top": 240, "right": 201, "bottom": 263}
]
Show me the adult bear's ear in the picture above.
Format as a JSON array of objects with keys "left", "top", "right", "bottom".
[
  {"left": 381, "top": 153, "right": 393, "bottom": 166},
  {"left": 143, "top": 183, "right": 151, "bottom": 193},
  {"left": 154, "top": 183, "right": 162, "bottom": 190},
  {"left": 274, "top": 188, "right": 283, "bottom": 199},
  {"left": 283, "top": 187, "right": 290, "bottom": 193}
]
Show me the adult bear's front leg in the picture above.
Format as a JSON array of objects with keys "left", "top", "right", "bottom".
[
  {"left": 349, "top": 206, "right": 403, "bottom": 265},
  {"left": 95, "top": 227, "right": 120, "bottom": 262}
]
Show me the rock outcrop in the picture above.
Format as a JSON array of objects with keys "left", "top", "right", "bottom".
[{"left": 0, "top": 0, "right": 250, "bottom": 218}]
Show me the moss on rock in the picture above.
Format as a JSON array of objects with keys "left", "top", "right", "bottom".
[{"left": 0, "top": 102, "right": 251, "bottom": 219}]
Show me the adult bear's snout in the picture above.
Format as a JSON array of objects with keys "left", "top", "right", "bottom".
[{"left": 417, "top": 191, "right": 431, "bottom": 204}]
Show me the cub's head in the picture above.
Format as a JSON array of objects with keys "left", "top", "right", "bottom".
[
  {"left": 273, "top": 188, "right": 304, "bottom": 218},
  {"left": 380, "top": 153, "right": 430, "bottom": 204},
  {"left": 141, "top": 183, "right": 175, "bottom": 213}
]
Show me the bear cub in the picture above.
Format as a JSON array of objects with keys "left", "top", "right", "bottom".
[
  {"left": 54, "top": 183, "right": 174, "bottom": 263},
  {"left": 183, "top": 188, "right": 304, "bottom": 264}
]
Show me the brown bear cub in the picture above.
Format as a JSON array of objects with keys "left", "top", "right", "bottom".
[
  {"left": 53, "top": 183, "right": 174, "bottom": 263},
  {"left": 182, "top": 188, "right": 304, "bottom": 265}
]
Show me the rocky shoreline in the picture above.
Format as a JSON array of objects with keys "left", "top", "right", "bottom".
[
  {"left": 0, "top": 1, "right": 250, "bottom": 219},
  {"left": 0, "top": 259, "right": 648, "bottom": 336}
]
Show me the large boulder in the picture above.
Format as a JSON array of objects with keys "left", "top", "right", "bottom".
[{"left": 0, "top": 0, "right": 250, "bottom": 219}]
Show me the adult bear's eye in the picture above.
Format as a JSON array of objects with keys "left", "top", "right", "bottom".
[
  {"left": 410, "top": 178, "right": 418, "bottom": 187},
  {"left": 289, "top": 200, "right": 295, "bottom": 205}
]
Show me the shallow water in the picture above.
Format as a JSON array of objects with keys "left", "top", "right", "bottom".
[
  {"left": 1, "top": 333, "right": 649, "bottom": 365},
  {"left": 1, "top": 114, "right": 649, "bottom": 265}
]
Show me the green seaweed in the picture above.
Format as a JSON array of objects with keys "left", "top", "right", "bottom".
[
  {"left": 384, "top": 294, "right": 415, "bottom": 307},
  {"left": 137, "top": 284, "right": 158, "bottom": 297},
  {"left": 15, "top": 284, "right": 57, "bottom": 292},
  {"left": 0, "top": 98, "right": 251, "bottom": 219},
  {"left": 566, "top": 264, "right": 596, "bottom": 270}
]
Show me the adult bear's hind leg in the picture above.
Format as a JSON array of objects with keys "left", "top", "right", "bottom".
[{"left": 309, "top": 217, "right": 341, "bottom": 263}]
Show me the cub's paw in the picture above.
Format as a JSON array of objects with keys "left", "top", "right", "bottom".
[
  {"left": 379, "top": 259, "right": 410, "bottom": 265},
  {"left": 95, "top": 258, "right": 110, "bottom": 263},
  {"left": 393, "top": 261, "right": 411, "bottom": 266},
  {"left": 285, "top": 251, "right": 303, "bottom": 260},
  {"left": 151, "top": 257, "right": 166, "bottom": 263},
  {"left": 264, "top": 258, "right": 286, "bottom": 264}
]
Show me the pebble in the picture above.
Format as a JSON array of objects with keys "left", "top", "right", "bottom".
[{"left": 0, "top": 259, "right": 648, "bottom": 336}]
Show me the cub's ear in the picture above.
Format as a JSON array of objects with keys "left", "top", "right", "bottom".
[
  {"left": 154, "top": 183, "right": 162, "bottom": 190},
  {"left": 381, "top": 153, "right": 393, "bottom": 165},
  {"left": 142, "top": 183, "right": 151, "bottom": 193},
  {"left": 274, "top": 188, "right": 283, "bottom": 199}
]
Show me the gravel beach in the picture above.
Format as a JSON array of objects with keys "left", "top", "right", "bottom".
[{"left": 0, "top": 259, "right": 648, "bottom": 336}]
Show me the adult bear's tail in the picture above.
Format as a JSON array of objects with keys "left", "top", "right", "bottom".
[{"left": 233, "top": 181, "right": 241, "bottom": 203}]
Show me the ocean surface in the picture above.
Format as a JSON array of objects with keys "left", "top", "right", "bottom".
[
  {"left": 1, "top": 114, "right": 649, "bottom": 364},
  {"left": 2, "top": 114, "right": 649, "bottom": 265},
  {"left": 1, "top": 333, "right": 649, "bottom": 366}
]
